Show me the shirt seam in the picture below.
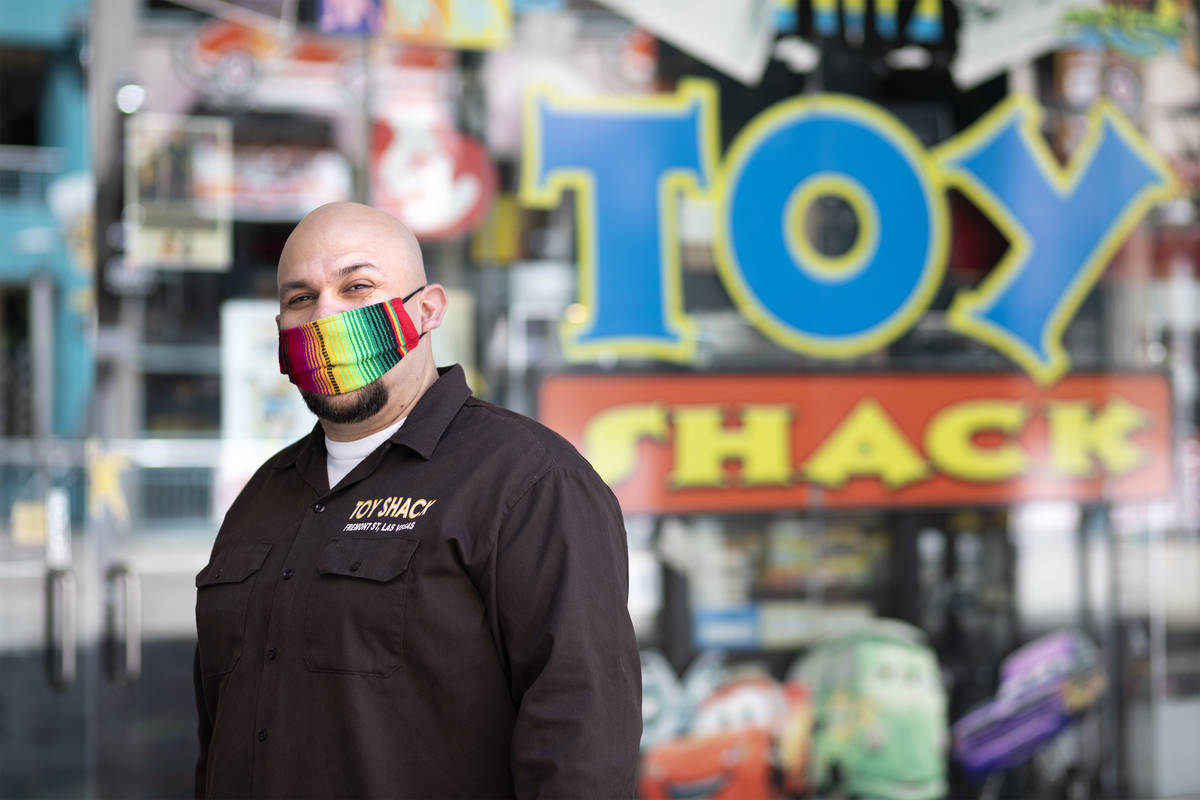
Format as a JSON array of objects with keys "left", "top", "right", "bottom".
[{"left": 493, "top": 458, "right": 607, "bottom": 539}]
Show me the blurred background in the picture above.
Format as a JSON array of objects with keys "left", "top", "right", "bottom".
[{"left": 1, "top": 0, "right": 1199, "bottom": 798}]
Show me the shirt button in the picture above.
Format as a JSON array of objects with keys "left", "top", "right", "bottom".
[
  {"left": 313, "top": 502, "right": 326, "bottom": 513},
  {"left": 282, "top": 568, "right": 294, "bottom": 580},
  {"left": 257, "top": 729, "right": 268, "bottom": 742},
  {"left": 266, "top": 647, "right": 277, "bottom": 661}
]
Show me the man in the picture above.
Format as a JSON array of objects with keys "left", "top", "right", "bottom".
[{"left": 194, "top": 202, "right": 641, "bottom": 798}]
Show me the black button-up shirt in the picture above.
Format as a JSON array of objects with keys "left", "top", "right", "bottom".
[{"left": 194, "top": 366, "right": 641, "bottom": 798}]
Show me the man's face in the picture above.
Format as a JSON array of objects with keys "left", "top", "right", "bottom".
[{"left": 276, "top": 205, "right": 427, "bottom": 424}]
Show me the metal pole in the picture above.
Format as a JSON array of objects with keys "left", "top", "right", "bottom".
[
  {"left": 30, "top": 274, "right": 54, "bottom": 445},
  {"left": 358, "top": 32, "right": 373, "bottom": 204},
  {"left": 91, "top": 0, "right": 141, "bottom": 440},
  {"left": 86, "top": 3, "right": 141, "bottom": 797}
]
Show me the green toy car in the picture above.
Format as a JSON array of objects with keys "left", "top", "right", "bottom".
[{"left": 788, "top": 619, "right": 948, "bottom": 800}]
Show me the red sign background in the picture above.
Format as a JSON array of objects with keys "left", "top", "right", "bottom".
[{"left": 539, "top": 373, "right": 1172, "bottom": 514}]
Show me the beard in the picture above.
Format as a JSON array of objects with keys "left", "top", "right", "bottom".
[{"left": 300, "top": 380, "right": 389, "bottom": 424}]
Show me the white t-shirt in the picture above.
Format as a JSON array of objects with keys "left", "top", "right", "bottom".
[{"left": 325, "top": 416, "right": 406, "bottom": 489}]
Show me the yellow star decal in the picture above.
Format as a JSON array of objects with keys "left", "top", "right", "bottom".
[{"left": 87, "top": 440, "right": 130, "bottom": 525}]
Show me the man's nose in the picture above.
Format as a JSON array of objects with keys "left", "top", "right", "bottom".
[{"left": 311, "top": 291, "right": 350, "bottom": 321}]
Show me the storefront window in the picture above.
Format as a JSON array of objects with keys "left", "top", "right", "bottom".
[{"left": 1, "top": 1, "right": 1199, "bottom": 797}]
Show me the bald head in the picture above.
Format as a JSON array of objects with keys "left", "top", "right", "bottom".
[{"left": 279, "top": 201, "right": 426, "bottom": 290}]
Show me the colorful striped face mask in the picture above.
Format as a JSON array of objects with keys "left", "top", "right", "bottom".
[{"left": 278, "top": 287, "right": 424, "bottom": 396}]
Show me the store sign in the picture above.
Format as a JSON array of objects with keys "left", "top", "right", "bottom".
[
  {"left": 1064, "top": 0, "right": 1184, "bottom": 59},
  {"left": 125, "top": 113, "right": 234, "bottom": 271},
  {"left": 234, "top": 145, "right": 352, "bottom": 220},
  {"left": 372, "top": 116, "right": 497, "bottom": 239},
  {"left": 384, "top": 0, "right": 512, "bottom": 49},
  {"left": 521, "top": 82, "right": 1174, "bottom": 386},
  {"left": 539, "top": 373, "right": 1171, "bottom": 513}
]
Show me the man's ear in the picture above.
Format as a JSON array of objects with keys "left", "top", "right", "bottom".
[
  {"left": 275, "top": 313, "right": 281, "bottom": 330},
  {"left": 417, "top": 284, "right": 449, "bottom": 334}
]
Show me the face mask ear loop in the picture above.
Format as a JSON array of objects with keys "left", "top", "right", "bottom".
[
  {"left": 401, "top": 285, "right": 428, "bottom": 340},
  {"left": 400, "top": 284, "right": 427, "bottom": 303}
]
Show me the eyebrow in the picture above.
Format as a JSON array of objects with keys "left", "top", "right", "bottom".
[{"left": 278, "top": 263, "right": 381, "bottom": 297}]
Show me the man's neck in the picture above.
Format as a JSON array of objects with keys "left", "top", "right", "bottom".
[{"left": 321, "top": 358, "right": 439, "bottom": 442}]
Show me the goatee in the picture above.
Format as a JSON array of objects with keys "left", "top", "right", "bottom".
[{"left": 301, "top": 381, "right": 389, "bottom": 424}]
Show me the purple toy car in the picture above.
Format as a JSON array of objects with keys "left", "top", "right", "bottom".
[{"left": 952, "top": 630, "right": 1106, "bottom": 778}]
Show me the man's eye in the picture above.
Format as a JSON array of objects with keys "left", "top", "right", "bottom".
[
  {"left": 287, "top": 294, "right": 313, "bottom": 306},
  {"left": 347, "top": 282, "right": 372, "bottom": 291}
]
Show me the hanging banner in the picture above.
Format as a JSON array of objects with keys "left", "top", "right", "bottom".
[
  {"left": 593, "top": 0, "right": 774, "bottom": 85},
  {"left": 384, "top": 0, "right": 513, "bottom": 49},
  {"left": 540, "top": 372, "right": 1172, "bottom": 514},
  {"left": 954, "top": 0, "right": 1102, "bottom": 88},
  {"left": 126, "top": 113, "right": 234, "bottom": 271}
]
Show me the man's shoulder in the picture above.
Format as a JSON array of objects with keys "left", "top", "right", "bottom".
[
  {"left": 453, "top": 396, "right": 590, "bottom": 472},
  {"left": 449, "top": 397, "right": 624, "bottom": 516}
]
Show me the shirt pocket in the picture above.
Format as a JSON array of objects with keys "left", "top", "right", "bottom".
[
  {"left": 195, "top": 542, "right": 272, "bottom": 677},
  {"left": 303, "top": 536, "right": 420, "bottom": 676}
]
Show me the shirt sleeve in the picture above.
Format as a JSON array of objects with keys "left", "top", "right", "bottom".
[{"left": 493, "top": 464, "right": 642, "bottom": 799}]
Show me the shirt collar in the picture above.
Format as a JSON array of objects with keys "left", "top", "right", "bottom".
[
  {"left": 271, "top": 364, "right": 471, "bottom": 475},
  {"left": 386, "top": 364, "right": 471, "bottom": 460}
]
